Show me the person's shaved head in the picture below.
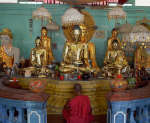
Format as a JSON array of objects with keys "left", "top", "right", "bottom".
[{"left": 74, "top": 83, "right": 82, "bottom": 93}]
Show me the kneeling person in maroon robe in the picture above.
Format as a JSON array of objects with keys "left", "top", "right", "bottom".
[{"left": 63, "top": 83, "right": 93, "bottom": 123}]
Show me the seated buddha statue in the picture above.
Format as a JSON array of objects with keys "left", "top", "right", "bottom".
[
  {"left": 0, "top": 28, "right": 20, "bottom": 69},
  {"left": 107, "top": 28, "right": 121, "bottom": 50},
  {"left": 40, "top": 27, "right": 54, "bottom": 64},
  {"left": 102, "top": 39, "right": 130, "bottom": 78},
  {"left": 59, "top": 25, "right": 100, "bottom": 74},
  {"left": 30, "top": 37, "right": 47, "bottom": 67}
]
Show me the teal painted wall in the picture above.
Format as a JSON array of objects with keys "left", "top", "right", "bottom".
[{"left": 0, "top": 4, "right": 149, "bottom": 66}]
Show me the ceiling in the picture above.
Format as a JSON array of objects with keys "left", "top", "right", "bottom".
[{"left": 18, "top": 0, "right": 129, "bottom": 5}]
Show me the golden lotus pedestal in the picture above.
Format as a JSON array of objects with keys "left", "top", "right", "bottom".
[{"left": 18, "top": 78, "right": 111, "bottom": 115}]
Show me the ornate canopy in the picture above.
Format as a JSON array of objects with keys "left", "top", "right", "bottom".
[
  {"left": 107, "top": 6, "right": 127, "bottom": 21},
  {"left": 118, "top": 23, "right": 132, "bottom": 42},
  {"left": 32, "top": 6, "right": 52, "bottom": 20},
  {"left": 118, "top": 23, "right": 132, "bottom": 33},
  {"left": 130, "top": 24, "right": 150, "bottom": 42},
  {"left": 62, "top": 8, "right": 84, "bottom": 25},
  {"left": 62, "top": 8, "right": 96, "bottom": 42}
]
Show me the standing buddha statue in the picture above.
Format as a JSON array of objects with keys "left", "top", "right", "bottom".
[{"left": 40, "top": 27, "right": 54, "bottom": 64}]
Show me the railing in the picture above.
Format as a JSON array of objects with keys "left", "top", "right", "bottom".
[
  {"left": 107, "top": 81, "right": 150, "bottom": 123},
  {"left": 0, "top": 77, "right": 49, "bottom": 123}
]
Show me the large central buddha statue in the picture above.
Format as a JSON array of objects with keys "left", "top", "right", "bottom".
[
  {"left": 102, "top": 39, "right": 130, "bottom": 78},
  {"left": 59, "top": 25, "right": 100, "bottom": 74}
]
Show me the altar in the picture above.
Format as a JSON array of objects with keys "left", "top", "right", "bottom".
[{"left": 18, "top": 78, "right": 111, "bottom": 115}]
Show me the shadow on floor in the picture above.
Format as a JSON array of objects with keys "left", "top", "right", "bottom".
[{"left": 47, "top": 114, "right": 106, "bottom": 123}]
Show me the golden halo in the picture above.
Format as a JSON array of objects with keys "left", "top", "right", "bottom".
[{"left": 62, "top": 10, "right": 96, "bottom": 42}]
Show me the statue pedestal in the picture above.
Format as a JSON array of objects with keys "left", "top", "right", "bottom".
[{"left": 18, "top": 78, "right": 111, "bottom": 115}]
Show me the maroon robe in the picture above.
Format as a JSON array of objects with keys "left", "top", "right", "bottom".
[{"left": 63, "top": 95, "right": 93, "bottom": 123}]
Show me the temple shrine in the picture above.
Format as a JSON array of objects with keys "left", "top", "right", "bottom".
[{"left": 0, "top": 0, "right": 150, "bottom": 123}]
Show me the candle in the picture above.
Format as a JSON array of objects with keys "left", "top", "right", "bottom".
[
  {"left": 60, "top": 75, "right": 64, "bottom": 80},
  {"left": 78, "top": 75, "right": 82, "bottom": 80}
]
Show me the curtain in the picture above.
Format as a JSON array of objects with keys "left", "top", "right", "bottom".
[
  {"left": 118, "top": 0, "right": 128, "bottom": 5},
  {"left": 34, "top": 0, "right": 128, "bottom": 4}
]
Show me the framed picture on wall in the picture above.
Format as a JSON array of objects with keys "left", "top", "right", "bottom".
[{"left": 93, "top": 30, "right": 105, "bottom": 39}]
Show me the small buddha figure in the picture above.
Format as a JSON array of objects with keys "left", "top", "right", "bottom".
[
  {"left": 40, "top": 27, "right": 54, "bottom": 64},
  {"left": 0, "top": 28, "right": 20, "bottom": 69},
  {"left": 107, "top": 28, "right": 121, "bottom": 50},
  {"left": 30, "top": 37, "right": 47, "bottom": 67},
  {"left": 60, "top": 25, "right": 100, "bottom": 74},
  {"left": 102, "top": 39, "right": 130, "bottom": 78}
]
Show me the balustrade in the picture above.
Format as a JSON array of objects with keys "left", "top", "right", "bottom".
[
  {"left": 0, "top": 77, "right": 49, "bottom": 123},
  {"left": 107, "top": 82, "right": 150, "bottom": 123}
]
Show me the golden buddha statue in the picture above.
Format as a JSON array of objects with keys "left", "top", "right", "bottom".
[
  {"left": 135, "top": 43, "right": 150, "bottom": 69},
  {"left": 40, "top": 27, "right": 54, "bottom": 64},
  {"left": 0, "top": 45, "right": 13, "bottom": 68},
  {"left": 0, "top": 28, "right": 20, "bottom": 68},
  {"left": 80, "top": 25, "right": 100, "bottom": 72},
  {"left": 107, "top": 28, "right": 121, "bottom": 50},
  {"left": 102, "top": 39, "right": 130, "bottom": 78},
  {"left": 30, "top": 37, "right": 47, "bottom": 67},
  {"left": 60, "top": 25, "right": 100, "bottom": 74}
]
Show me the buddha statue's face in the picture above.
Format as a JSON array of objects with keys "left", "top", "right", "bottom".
[
  {"left": 41, "top": 29, "right": 47, "bottom": 37},
  {"left": 73, "top": 28, "right": 81, "bottom": 42},
  {"left": 80, "top": 25, "right": 87, "bottom": 37},
  {"left": 0, "top": 35, "right": 12, "bottom": 47},
  {"left": 35, "top": 39, "right": 41, "bottom": 47},
  {"left": 140, "top": 43, "right": 145, "bottom": 48},
  {"left": 112, "top": 41, "right": 119, "bottom": 50},
  {"left": 112, "top": 30, "right": 118, "bottom": 37}
]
